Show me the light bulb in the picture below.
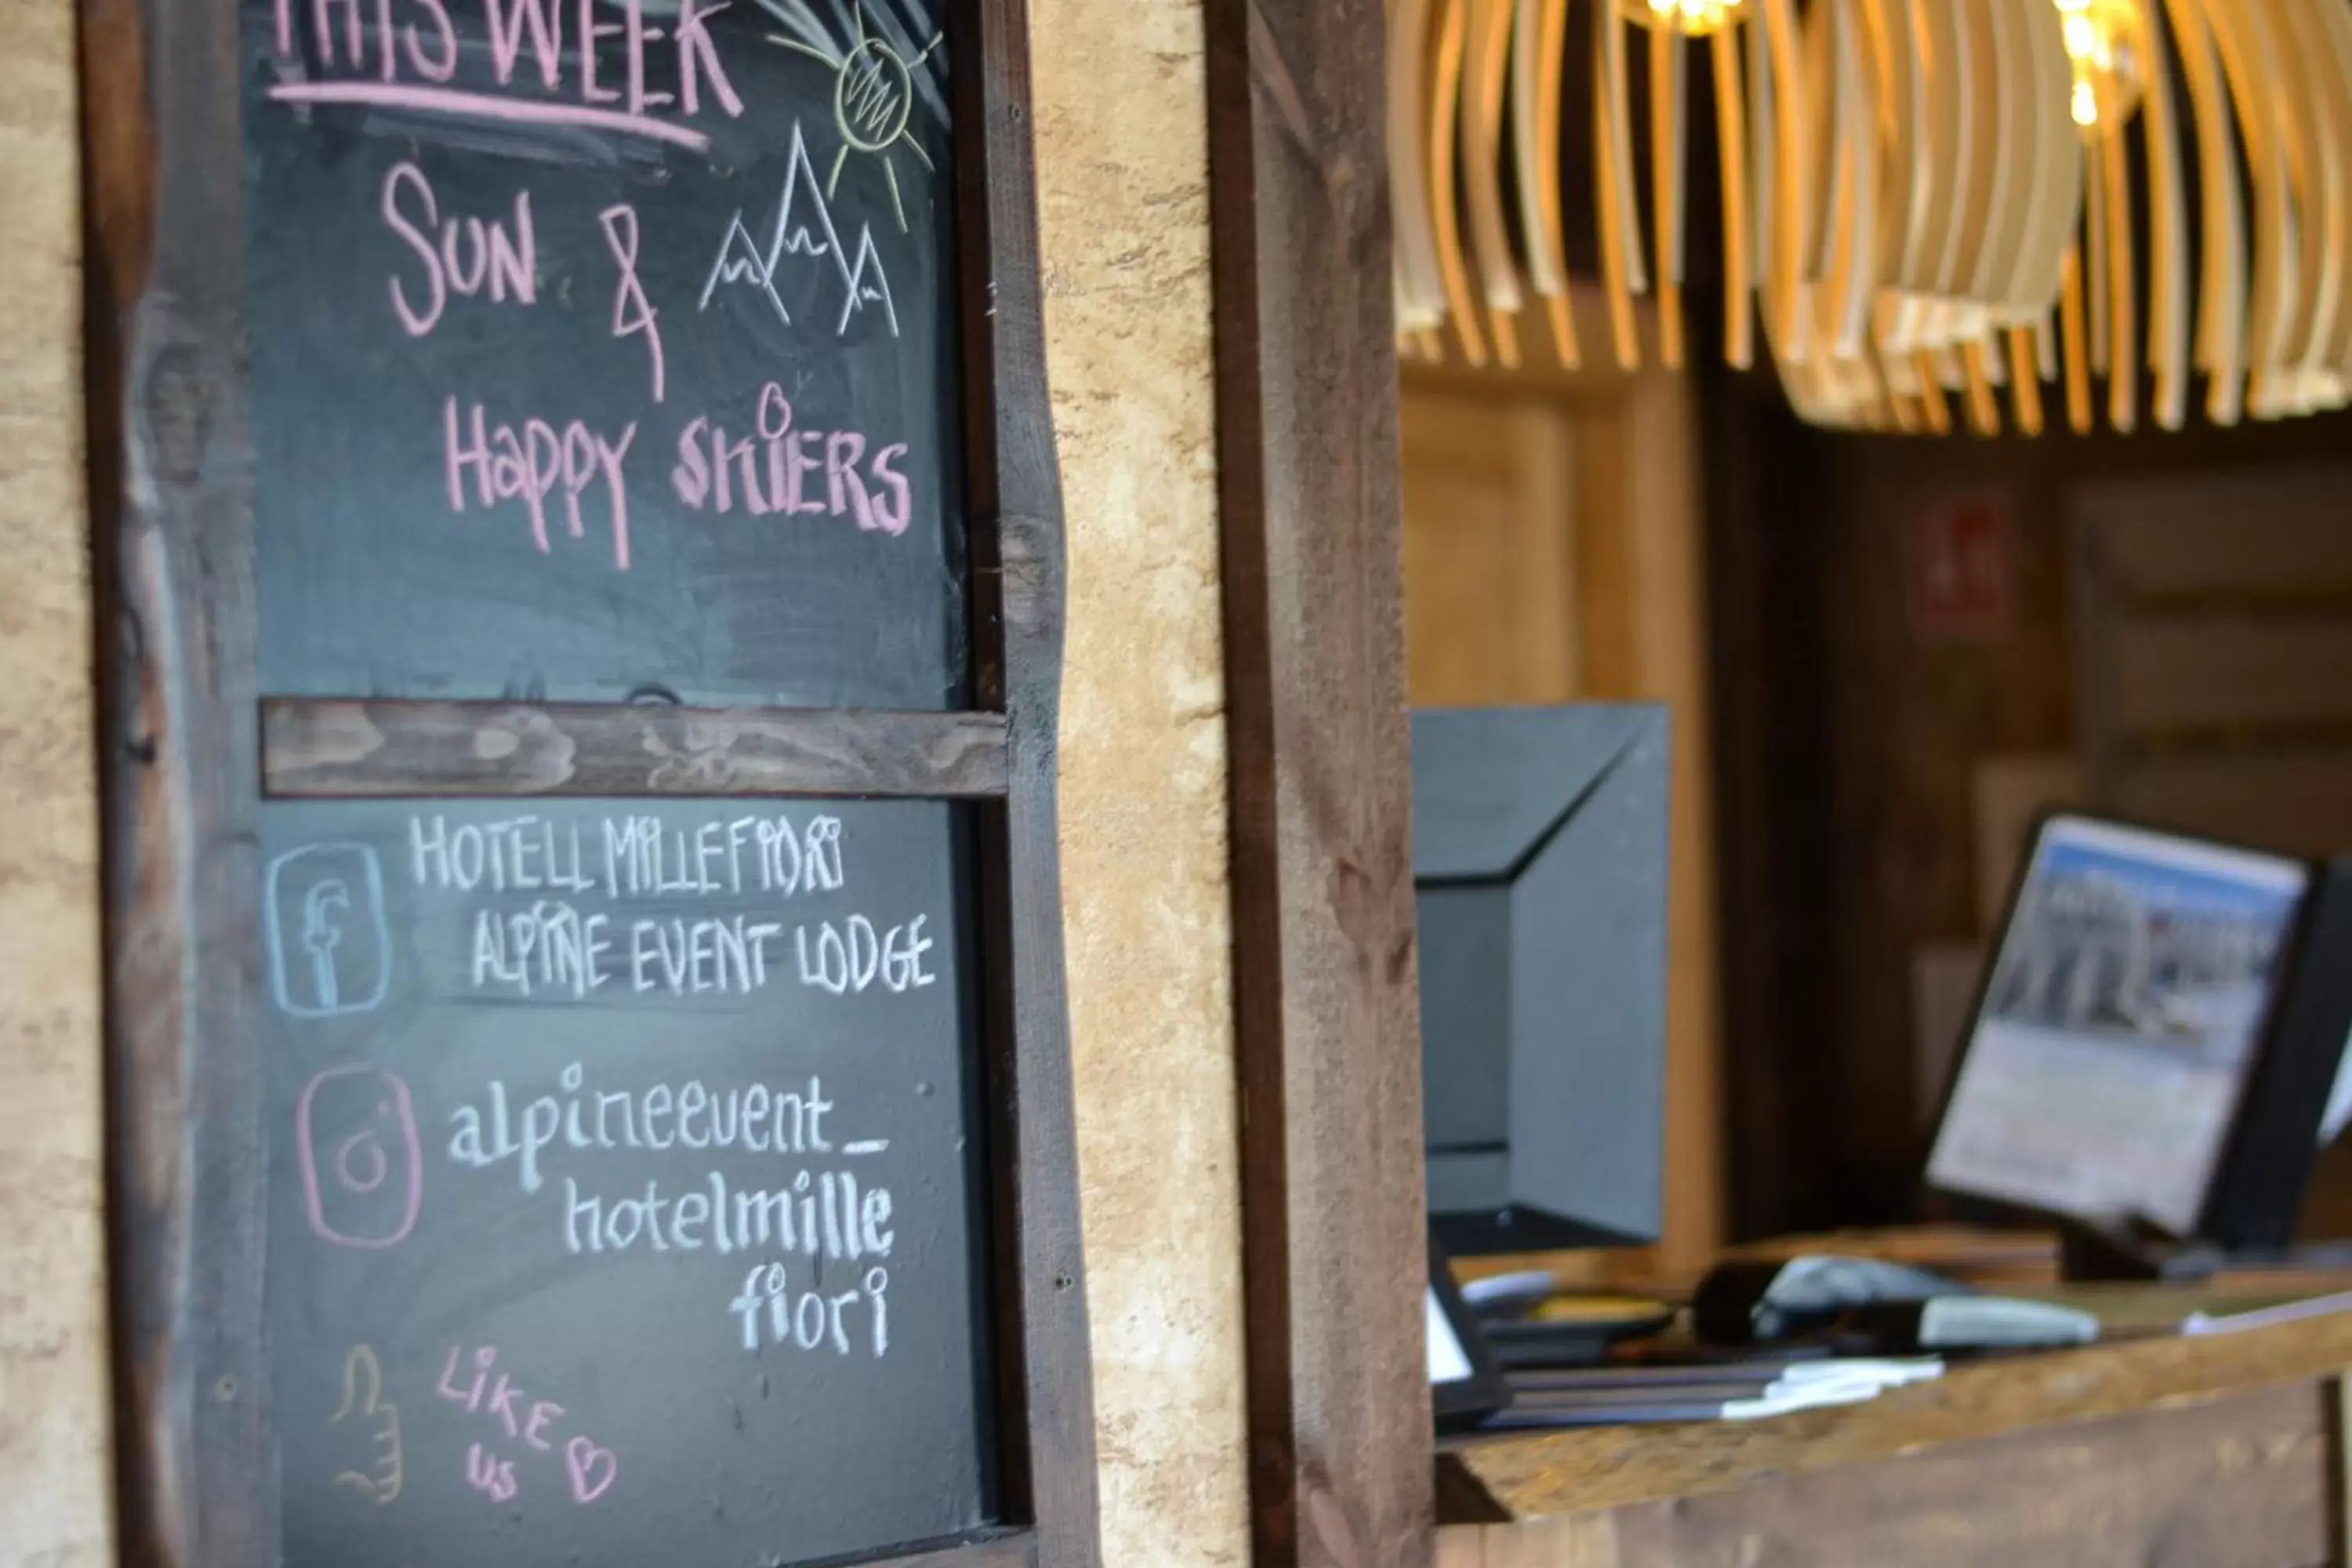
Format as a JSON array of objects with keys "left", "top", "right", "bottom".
[
  {"left": 1616, "top": 0, "right": 1743, "bottom": 37},
  {"left": 2055, "top": 0, "right": 2147, "bottom": 131}
]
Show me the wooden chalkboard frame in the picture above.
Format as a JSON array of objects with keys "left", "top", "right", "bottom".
[{"left": 81, "top": 2, "right": 1099, "bottom": 1566}]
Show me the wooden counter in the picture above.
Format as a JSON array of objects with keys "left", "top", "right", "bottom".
[{"left": 1438, "top": 1311, "right": 2352, "bottom": 1566}]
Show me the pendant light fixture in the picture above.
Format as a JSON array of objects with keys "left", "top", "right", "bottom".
[{"left": 1390, "top": 0, "right": 2352, "bottom": 434}]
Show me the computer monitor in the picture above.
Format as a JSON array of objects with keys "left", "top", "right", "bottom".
[
  {"left": 1926, "top": 812, "right": 2344, "bottom": 1247},
  {"left": 1412, "top": 704, "right": 1671, "bottom": 1254},
  {"left": 2217, "top": 857, "right": 2352, "bottom": 1247}
]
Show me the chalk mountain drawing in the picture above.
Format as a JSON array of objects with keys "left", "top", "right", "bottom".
[{"left": 699, "top": 120, "right": 901, "bottom": 338}]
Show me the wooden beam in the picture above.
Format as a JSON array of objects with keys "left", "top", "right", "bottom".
[
  {"left": 1455, "top": 1307, "right": 2352, "bottom": 1520},
  {"left": 1456, "top": 1382, "right": 2332, "bottom": 1565},
  {"left": 953, "top": 2, "right": 1102, "bottom": 1558},
  {"left": 2336, "top": 1374, "right": 2352, "bottom": 1568},
  {"left": 263, "top": 699, "right": 1011, "bottom": 799},
  {"left": 887, "top": 1532, "right": 1041, "bottom": 1568},
  {"left": 83, "top": 0, "right": 273, "bottom": 1560},
  {"left": 1205, "top": 1, "right": 1433, "bottom": 1564}
]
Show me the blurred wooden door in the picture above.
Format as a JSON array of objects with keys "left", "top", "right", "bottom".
[
  {"left": 1401, "top": 397, "right": 1584, "bottom": 703},
  {"left": 2073, "top": 466, "right": 2352, "bottom": 1239},
  {"left": 2075, "top": 466, "right": 2352, "bottom": 855},
  {"left": 1399, "top": 314, "right": 1724, "bottom": 1277}
]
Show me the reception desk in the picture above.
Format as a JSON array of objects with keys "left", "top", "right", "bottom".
[{"left": 1438, "top": 1308, "right": 2352, "bottom": 1566}]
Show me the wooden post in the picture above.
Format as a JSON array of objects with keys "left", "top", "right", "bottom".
[
  {"left": 2334, "top": 1373, "right": 2352, "bottom": 1566},
  {"left": 1206, "top": 2, "right": 1434, "bottom": 1565}
]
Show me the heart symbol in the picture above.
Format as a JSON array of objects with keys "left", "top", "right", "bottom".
[{"left": 564, "top": 1436, "right": 618, "bottom": 1504}]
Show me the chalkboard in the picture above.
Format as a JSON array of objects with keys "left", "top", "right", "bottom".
[
  {"left": 243, "top": 0, "right": 967, "bottom": 708},
  {"left": 93, "top": 0, "right": 1098, "bottom": 1555},
  {"left": 261, "top": 797, "right": 996, "bottom": 1566}
]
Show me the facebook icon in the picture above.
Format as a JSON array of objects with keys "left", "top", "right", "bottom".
[{"left": 264, "top": 843, "right": 392, "bottom": 1018}]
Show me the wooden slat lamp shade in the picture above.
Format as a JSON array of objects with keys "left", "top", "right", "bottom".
[{"left": 1390, "top": 0, "right": 2352, "bottom": 434}]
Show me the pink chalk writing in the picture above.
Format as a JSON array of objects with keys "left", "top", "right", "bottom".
[
  {"left": 437, "top": 1345, "right": 567, "bottom": 1444},
  {"left": 297, "top": 1066, "right": 423, "bottom": 1249},
  {"left": 673, "top": 0, "right": 743, "bottom": 117},
  {"left": 670, "top": 385, "right": 912, "bottom": 533},
  {"left": 622, "top": 0, "right": 666, "bottom": 118},
  {"left": 444, "top": 399, "right": 637, "bottom": 569},
  {"left": 485, "top": 0, "right": 562, "bottom": 89},
  {"left": 404, "top": 0, "right": 458, "bottom": 80},
  {"left": 270, "top": 81, "right": 710, "bottom": 151},
  {"left": 576, "top": 1, "right": 622, "bottom": 105},
  {"left": 599, "top": 205, "right": 666, "bottom": 404},
  {"left": 278, "top": 0, "right": 457, "bottom": 78},
  {"left": 465, "top": 1443, "right": 518, "bottom": 1503},
  {"left": 382, "top": 162, "right": 537, "bottom": 337},
  {"left": 565, "top": 1438, "right": 619, "bottom": 1504},
  {"left": 270, "top": 0, "right": 742, "bottom": 151},
  {"left": 336, "top": 1126, "right": 388, "bottom": 1192},
  {"left": 437, "top": 1345, "right": 618, "bottom": 1506}
]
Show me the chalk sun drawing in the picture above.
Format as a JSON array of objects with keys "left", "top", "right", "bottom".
[{"left": 766, "top": 2, "right": 941, "bottom": 233}]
